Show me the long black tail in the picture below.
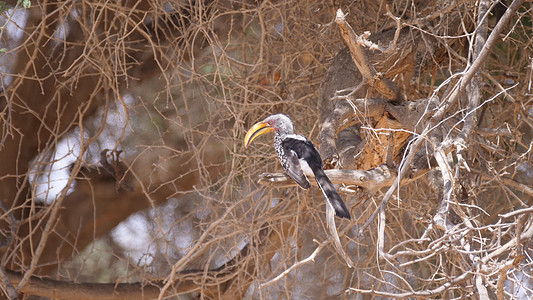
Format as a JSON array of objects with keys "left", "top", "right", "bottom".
[{"left": 313, "top": 169, "right": 351, "bottom": 219}]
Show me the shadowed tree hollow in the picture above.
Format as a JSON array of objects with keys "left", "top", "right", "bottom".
[{"left": 0, "top": 0, "right": 532, "bottom": 299}]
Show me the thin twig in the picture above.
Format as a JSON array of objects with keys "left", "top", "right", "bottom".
[
  {"left": 346, "top": 270, "right": 473, "bottom": 298},
  {"left": 259, "top": 240, "right": 327, "bottom": 289}
]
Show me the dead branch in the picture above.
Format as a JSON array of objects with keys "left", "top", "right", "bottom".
[
  {"left": 258, "top": 163, "right": 398, "bottom": 193},
  {"left": 335, "top": 9, "right": 402, "bottom": 101}
]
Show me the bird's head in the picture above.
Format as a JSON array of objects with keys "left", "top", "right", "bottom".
[{"left": 244, "top": 113, "right": 294, "bottom": 148}]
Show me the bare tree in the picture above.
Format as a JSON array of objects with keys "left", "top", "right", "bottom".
[{"left": 0, "top": 0, "right": 532, "bottom": 299}]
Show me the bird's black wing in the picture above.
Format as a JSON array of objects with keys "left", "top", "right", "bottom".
[
  {"left": 280, "top": 137, "right": 312, "bottom": 189},
  {"left": 284, "top": 148, "right": 311, "bottom": 189},
  {"left": 281, "top": 136, "right": 323, "bottom": 169},
  {"left": 283, "top": 136, "right": 351, "bottom": 219}
]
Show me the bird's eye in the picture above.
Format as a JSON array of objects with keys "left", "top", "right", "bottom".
[{"left": 268, "top": 120, "right": 273, "bottom": 125}]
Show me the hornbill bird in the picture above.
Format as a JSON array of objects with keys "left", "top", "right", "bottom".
[{"left": 244, "top": 114, "right": 351, "bottom": 219}]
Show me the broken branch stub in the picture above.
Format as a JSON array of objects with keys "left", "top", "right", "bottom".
[{"left": 335, "top": 9, "right": 402, "bottom": 102}]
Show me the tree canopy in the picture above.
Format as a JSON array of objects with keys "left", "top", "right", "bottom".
[{"left": 0, "top": 0, "right": 532, "bottom": 299}]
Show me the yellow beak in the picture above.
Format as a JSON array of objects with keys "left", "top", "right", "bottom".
[{"left": 244, "top": 121, "right": 274, "bottom": 148}]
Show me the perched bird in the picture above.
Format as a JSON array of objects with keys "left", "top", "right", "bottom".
[{"left": 244, "top": 113, "right": 351, "bottom": 219}]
